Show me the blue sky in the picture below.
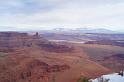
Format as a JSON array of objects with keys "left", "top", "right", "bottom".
[{"left": 0, "top": 0, "right": 124, "bottom": 31}]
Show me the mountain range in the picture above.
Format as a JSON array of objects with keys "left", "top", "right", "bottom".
[{"left": 52, "top": 28, "right": 116, "bottom": 34}]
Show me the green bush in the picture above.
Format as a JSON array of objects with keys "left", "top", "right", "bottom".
[{"left": 77, "top": 77, "right": 90, "bottom": 82}]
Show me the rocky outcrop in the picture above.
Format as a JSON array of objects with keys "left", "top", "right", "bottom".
[
  {"left": 47, "top": 65, "right": 70, "bottom": 72},
  {"left": 0, "top": 32, "right": 73, "bottom": 53},
  {"left": 85, "top": 40, "right": 124, "bottom": 47},
  {"left": 0, "top": 54, "right": 70, "bottom": 82},
  {"left": 100, "top": 54, "right": 124, "bottom": 71}
]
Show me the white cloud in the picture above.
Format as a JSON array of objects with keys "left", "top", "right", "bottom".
[{"left": 0, "top": 0, "right": 124, "bottom": 31}]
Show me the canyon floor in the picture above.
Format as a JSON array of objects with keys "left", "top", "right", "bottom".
[{"left": 0, "top": 32, "right": 124, "bottom": 82}]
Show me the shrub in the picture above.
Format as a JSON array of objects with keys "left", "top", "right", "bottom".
[{"left": 77, "top": 77, "right": 90, "bottom": 82}]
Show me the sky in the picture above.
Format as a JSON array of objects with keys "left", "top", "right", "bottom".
[{"left": 0, "top": 0, "right": 124, "bottom": 31}]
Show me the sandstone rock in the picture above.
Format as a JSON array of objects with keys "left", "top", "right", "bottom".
[
  {"left": 0, "top": 54, "right": 70, "bottom": 82},
  {"left": 0, "top": 32, "right": 73, "bottom": 53},
  {"left": 0, "top": 32, "right": 48, "bottom": 52}
]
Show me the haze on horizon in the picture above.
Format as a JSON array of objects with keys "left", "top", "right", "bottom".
[{"left": 0, "top": 0, "right": 124, "bottom": 32}]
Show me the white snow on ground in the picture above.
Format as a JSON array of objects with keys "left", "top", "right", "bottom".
[{"left": 91, "top": 73, "right": 124, "bottom": 82}]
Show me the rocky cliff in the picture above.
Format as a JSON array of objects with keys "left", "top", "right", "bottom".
[
  {"left": 0, "top": 32, "right": 73, "bottom": 53},
  {"left": 0, "top": 53, "right": 70, "bottom": 82},
  {"left": 0, "top": 32, "right": 111, "bottom": 82},
  {"left": 0, "top": 32, "right": 45, "bottom": 52}
]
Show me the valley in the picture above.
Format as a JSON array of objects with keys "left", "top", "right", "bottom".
[
  {"left": 1, "top": 0, "right": 124, "bottom": 82},
  {"left": 0, "top": 32, "right": 124, "bottom": 82}
]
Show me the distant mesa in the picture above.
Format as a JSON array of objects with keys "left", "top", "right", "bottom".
[{"left": 0, "top": 32, "right": 73, "bottom": 53}]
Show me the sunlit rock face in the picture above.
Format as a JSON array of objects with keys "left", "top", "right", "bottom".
[{"left": 0, "top": 54, "right": 70, "bottom": 82}]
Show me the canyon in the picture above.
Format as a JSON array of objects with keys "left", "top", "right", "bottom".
[{"left": 0, "top": 32, "right": 124, "bottom": 82}]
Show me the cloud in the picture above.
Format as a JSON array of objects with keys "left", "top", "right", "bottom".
[{"left": 0, "top": 0, "right": 124, "bottom": 31}]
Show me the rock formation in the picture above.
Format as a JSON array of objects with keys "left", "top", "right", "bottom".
[
  {"left": 0, "top": 32, "right": 73, "bottom": 53},
  {"left": 0, "top": 54, "right": 70, "bottom": 82},
  {"left": 0, "top": 32, "right": 111, "bottom": 82}
]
